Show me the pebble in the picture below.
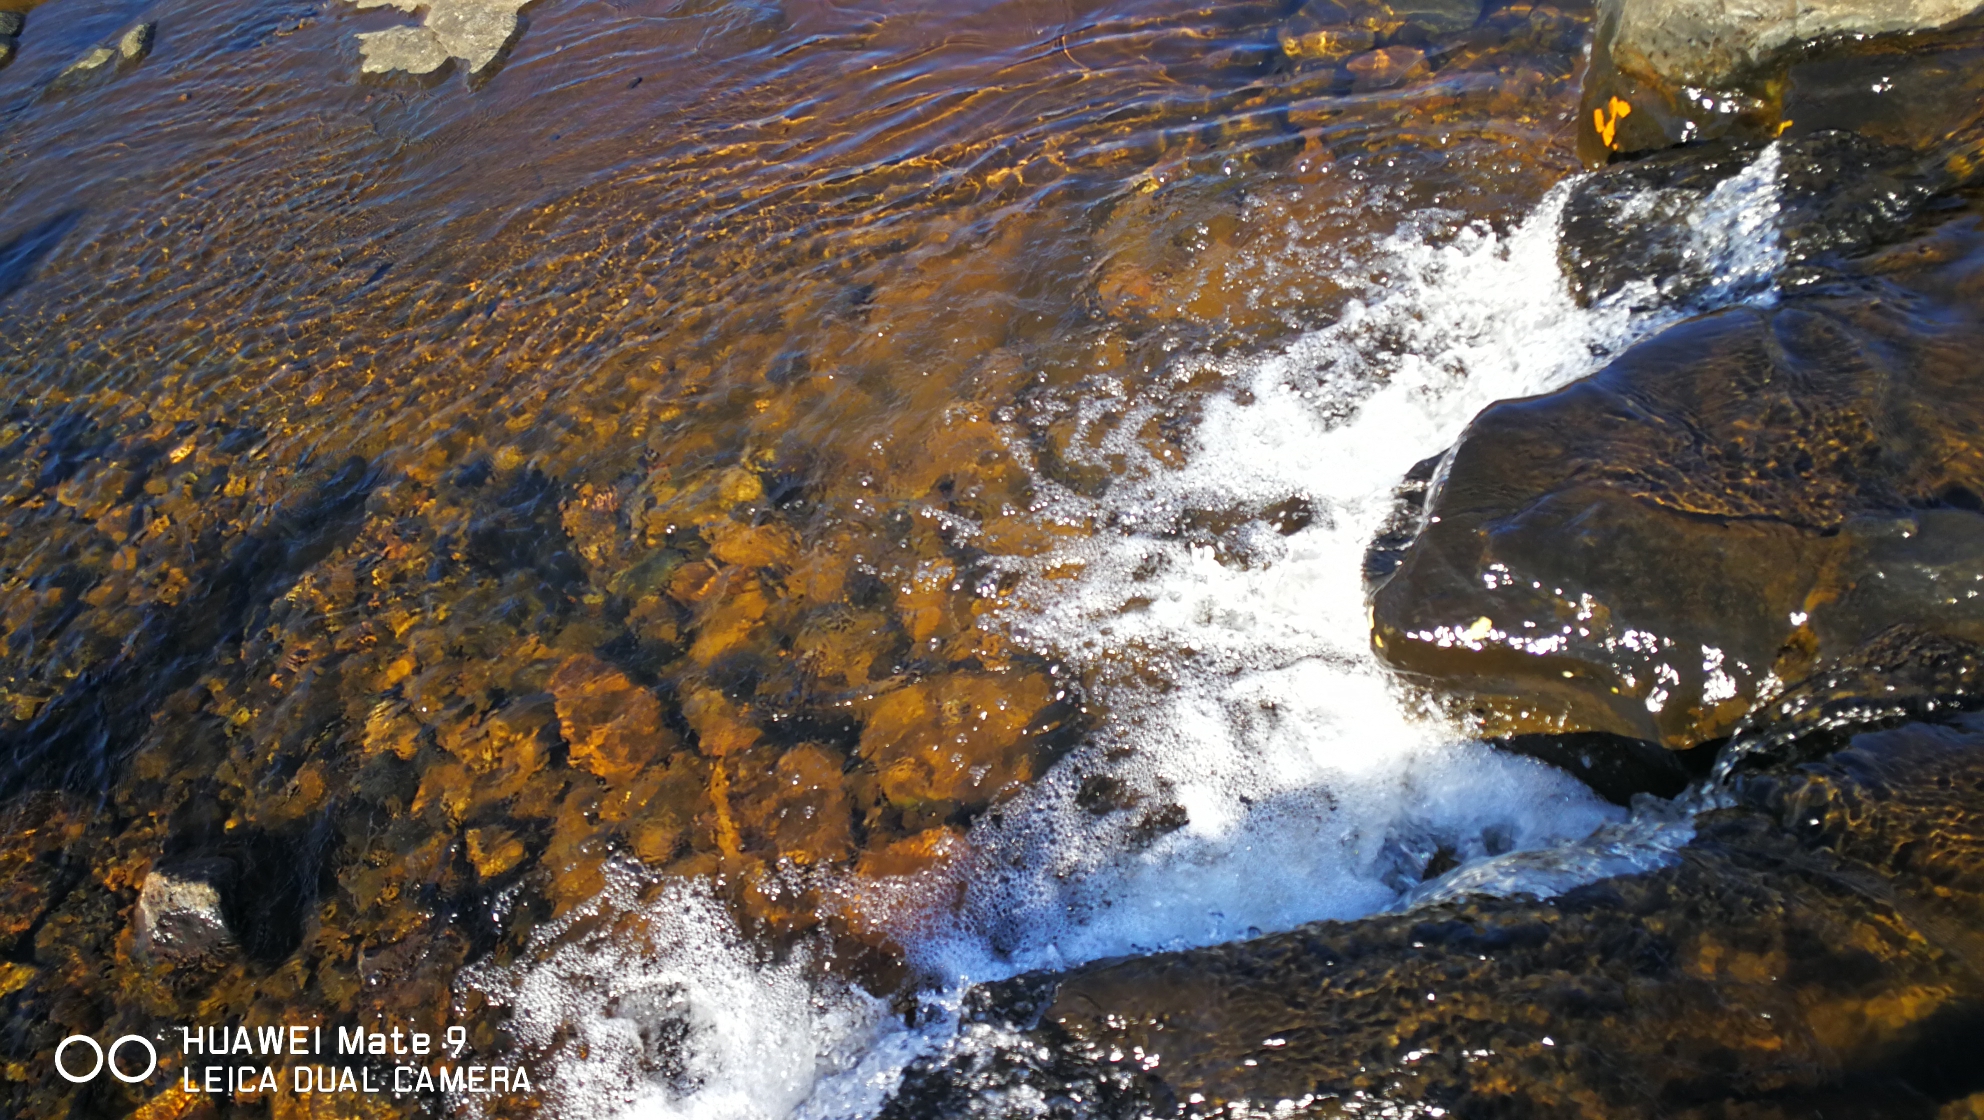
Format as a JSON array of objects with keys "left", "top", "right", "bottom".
[
  {"left": 1346, "top": 45, "right": 1428, "bottom": 92},
  {"left": 135, "top": 864, "right": 239, "bottom": 965}
]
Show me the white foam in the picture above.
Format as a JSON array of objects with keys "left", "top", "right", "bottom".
[
  {"left": 465, "top": 149, "right": 1786, "bottom": 1120},
  {"left": 459, "top": 867, "right": 926, "bottom": 1120}
]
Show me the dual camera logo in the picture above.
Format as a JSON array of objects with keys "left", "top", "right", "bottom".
[{"left": 56, "top": 1034, "right": 159, "bottom": 1083}]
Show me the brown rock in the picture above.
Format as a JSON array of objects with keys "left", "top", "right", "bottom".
[
  {"left": 737, "top": 744, "right": 855, "bottom": 865},
  {"left": 1346, "top": 45, "right": 1428, "bottom": 91},
  {"left": 857, "top": 671, "right": 1061, "bottom": 814},
  {"left": 705, "top": 519, "right": 801, "bottom": 569},
  {"left": 549, "top": 654, "right": 672, "bottom": 782},
  {"left": 1372, "top": 221, "right": 1984, "bottom": 747},
  {"left": 464, "top": 827, "right": 527, "bottom": 879}
]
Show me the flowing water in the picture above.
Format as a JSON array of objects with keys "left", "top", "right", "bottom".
[
  {"left": 464, "top": 88, "right": 1789, "bottom": 1120},
  {"left": 0, "top": 0, "right": 1804, "bottom": 1116}
]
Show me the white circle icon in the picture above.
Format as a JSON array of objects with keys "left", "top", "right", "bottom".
[
  {"left": 55, "top": 1034, "right": 157, "bottom": 1083},
  {"left": 54, "top": 1036, "right": 100, "bottom": 1083}
]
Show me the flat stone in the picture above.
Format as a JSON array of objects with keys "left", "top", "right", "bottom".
[
  {"left": 355, "top": 25, "right": 455, "bottom": 74},
  {"left": 135, "top": 862, "right": 238, "bottom": 966},
  {"left": 348, "top": 0, "right": 528, "bottom": 76},
  {"left": 55, "top": 46, "right": 117, "bottom": 84}
]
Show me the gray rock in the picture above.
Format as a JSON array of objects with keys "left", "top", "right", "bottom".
[
  {"left": 1580, "top": 0, "right": 1984, "bottom": 156},
  {"left": 0, "top": 11, "right": 24, "bottom": 37},
  {"left": 1601, "top": 0, "right": 1982, "bottom": 89},
  {"left": 135, "top": 863, "right": 237, "bottom": 965},
  {"left": 119, "top": 21, "right": 155, "bottom": 62},
  {"left": 347, "top": 0, "right": 529, "bottom": 76},
  {"left": 46, "top": 22, "right": 158, "bottom": 94},
  {"left": 50, "top": 46, "right": 118, "bottom": 91}
]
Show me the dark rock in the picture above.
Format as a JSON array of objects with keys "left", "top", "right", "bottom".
[
  {"left": 1495, "top": 730, "right": 1716, "bottom": 804},
  {"left": 1361, "top": 453, "right": 1442, "bottom": 588},
  {"left": 134, "top": 859, "right": 239, "bottom": 966},
  {"left": 1722, "top": 625, "right": 1984, "bottom": 774},
  {"left": 1559, "top": 130, "right": 1974, "bottom": 311},
  {"left": 1371, "top": 215, "right": 1984, "bottom": 748},
  {"left": 1555, "top": 140, "right": 1771, "bottom": 309},
  {"left": 46, "top": 22, "right": 156, "bottom": 94},
  {"left": 884, "top": 715, "right": 1984, "bottom": 1118},
  {"left": 0, "top": 11, "right": 21, "bottom": 38},
  {"left": 1578, "top": 0, "right": 1984, "bottom": 160}
]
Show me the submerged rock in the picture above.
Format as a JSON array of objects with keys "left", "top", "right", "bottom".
[
  {"left": 347, "top": 0, "right": 529, "bottom": 77},
  {"left": 46, "top": 23, "right": 156, "bottom": 94},
  {"left": 50, "top": 47, "right": 118, "bottom": 91},
  {"left": 134, "top": 862, "right": 238, "bottom": 966},
  {"left": 885, "top": 714, "right": 1984, "bottom": 1117},
  {"left": 1370, "top": 214, "right": 1984, "bottom": 748},
  {"left": 1346, "top": 45, "right": 1428, "bottom": 91}
]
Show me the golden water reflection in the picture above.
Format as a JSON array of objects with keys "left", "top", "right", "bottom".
[{"left": 0, "top": 0, "right": 1593, "bottom": 1112}]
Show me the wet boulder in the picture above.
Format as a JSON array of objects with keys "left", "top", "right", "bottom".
[
  {"left": 884, "top": 714, "right": 1984, "bottom": 1118},
  {"left": 1560, "top": 130, "right": 1980, "bottom": 309},
  {"left": 1370, "top": 217, "right": 1984, "bottom": 748},
  {"left": 1579, "top": 0, "right": 1984, "bottom": 159}
]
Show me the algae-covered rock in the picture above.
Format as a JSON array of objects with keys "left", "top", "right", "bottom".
[{"left": 885, "top": 714, "right": 1984, "bottom": 1118}]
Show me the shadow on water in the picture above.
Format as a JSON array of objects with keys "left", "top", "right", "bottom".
[
  {"left": 0, "top": 210, "right": 79, "bottom": 305},
  {"left": 0, "top": 455, "right": 377, "bottom": 799}
]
